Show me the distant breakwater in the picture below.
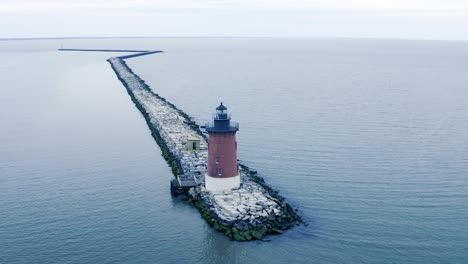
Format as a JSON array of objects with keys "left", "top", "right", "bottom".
[
  {"left": 58, "top": 49, "right": 163, "bottom": 59},
  {"left": 59, "top": 49, "right": 302, "bottom": 240}
]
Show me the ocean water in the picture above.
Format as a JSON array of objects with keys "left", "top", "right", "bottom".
[{"left": 1, "top": 38, "right": 467, "bottom": 263}]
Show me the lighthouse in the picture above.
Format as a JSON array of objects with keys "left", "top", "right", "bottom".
[{"left": 205, "top": 102, "right": 240, "bottom": 193}]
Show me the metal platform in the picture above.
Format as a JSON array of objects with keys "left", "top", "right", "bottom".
[
  {"left": 177, "top": 174, "right": 198, "bottom": 187},
  {"left": 170, "top": 174, "right": 199, "bottom": 196}
]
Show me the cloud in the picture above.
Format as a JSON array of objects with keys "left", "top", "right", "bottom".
[
  {"left": 1, "top": 0, "right": 468, "bottom": 16},
  {"left": 1, "top": 0, "right": 467, "bottom": 39}
]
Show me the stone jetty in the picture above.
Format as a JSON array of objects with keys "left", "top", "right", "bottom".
[{"left": 60, "top": 49, "right": 301, "bottom": 240}]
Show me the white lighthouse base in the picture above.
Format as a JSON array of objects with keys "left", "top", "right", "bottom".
[{"left": 205, "top": 174, "right": 240, "bottom": 193}]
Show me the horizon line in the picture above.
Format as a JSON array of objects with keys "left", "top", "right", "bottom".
[{"left": 1, "top": 36, "right": 467, "bottom": 43}]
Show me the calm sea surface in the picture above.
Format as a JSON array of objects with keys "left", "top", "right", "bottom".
[{"left": 1, "top": 38, "right": 467, "bottom": 263}]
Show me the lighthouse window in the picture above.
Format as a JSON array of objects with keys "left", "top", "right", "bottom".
[
  {"left": 218, "top": 168, "right": 223, "bottom": 176},
  {"left": 215, "top": 156, "right": 219, "bottom": 164}
]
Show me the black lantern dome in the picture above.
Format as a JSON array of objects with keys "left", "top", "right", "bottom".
[{"left": 206, "top": 102, "right": 239, "bottom": 132}]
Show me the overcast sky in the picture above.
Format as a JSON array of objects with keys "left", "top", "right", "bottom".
[{"left": 1, "top": 0, "right": 468, "bottom": 40}]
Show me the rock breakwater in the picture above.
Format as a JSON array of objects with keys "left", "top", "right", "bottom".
[{"left": 60, "top": 48, "right": 301, "bottom": 240}]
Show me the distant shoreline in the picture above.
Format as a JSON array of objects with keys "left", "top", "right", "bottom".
[{"left": 4, "top": 36, "right": 468, "bottom": 42}]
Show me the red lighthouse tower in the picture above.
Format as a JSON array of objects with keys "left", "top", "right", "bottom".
[{"left": 205, "top": 102, "right": 240, "bottom": 192}]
